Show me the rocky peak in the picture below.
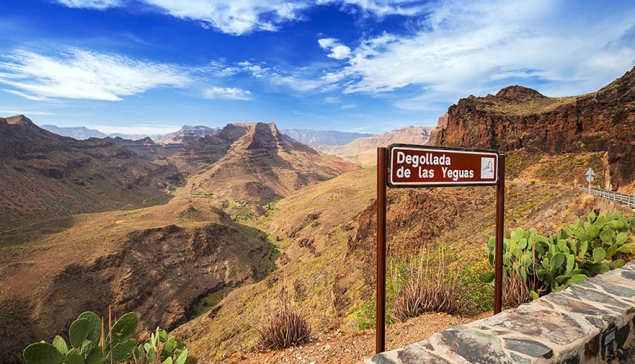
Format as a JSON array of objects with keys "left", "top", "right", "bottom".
[
  {"left": 245, "top": 123, "right": 281, "bottom": 150},
  {"left": 5, "top": 114, "right": 33, "bottom": 125},
  {"left": 495, "top": 85, "right": 546, "bottom": 101},
  {"left": 435, "top": 66, "right": 635, "bottom": 190}
]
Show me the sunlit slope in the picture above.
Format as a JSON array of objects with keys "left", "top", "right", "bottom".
[
  {"left": 173, "top": 166, "right": 617, "bottom": 362},
  {"left": 0, "top": 195, "right": 274, "bottom": 362}
]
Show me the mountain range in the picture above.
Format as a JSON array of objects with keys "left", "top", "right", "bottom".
[
  {"left": 39, "top": 124, "right": 378, "bottom": 149},
  {"left": 1, "top": 66, "right": 634, "bottom": 363}
]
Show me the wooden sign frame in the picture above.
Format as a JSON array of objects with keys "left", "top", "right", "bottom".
[{"left": 375, "top": 145, "right": 505, "bottom": 354}]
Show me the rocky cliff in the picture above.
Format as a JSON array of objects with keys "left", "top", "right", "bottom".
[{"left": 433, "top": 67, "right": 635, "bottom": 190}]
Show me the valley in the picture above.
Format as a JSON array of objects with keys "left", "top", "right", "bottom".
[{"left": 1, "top": 67, "right": 635, "bottom": 364}]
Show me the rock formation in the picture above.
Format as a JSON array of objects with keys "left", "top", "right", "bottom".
[{"left": 432, "top": 67, "right": 635, "bottom": 190}]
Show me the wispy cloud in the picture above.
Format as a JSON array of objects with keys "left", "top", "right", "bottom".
[
  {"left": 0, "top": 48, "right": 191, "bottom": 101},
  {"left": 270, "top": 73, "right": 326, "bottom": 92},
  {"left": 53, "top": 0, "right": 431, "bottom": 35},
  {"left": 138, "top": 0, "right": 308, "bottom": 35},
  {"left": 2, "top": 88, "right": 50, "bottom": 101},
  {"left": 55, "top": 0, "right": 122, "bottom": 10},
  {"left": 0, "top": 109, "right": 56, "bottom": 116},
  {"left": 203, "top": 87, "right": 252, "bottom": 100},
  {"left": 320, "top": 0, "right": 429, "bottom": 17}
]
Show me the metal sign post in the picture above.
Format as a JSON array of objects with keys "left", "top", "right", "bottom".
[
  {"left": 375, "top": 144, "right": 505, "bottom": 354},
  {"left": 376, "top": 147, "right": 387, "bottom": 354}
]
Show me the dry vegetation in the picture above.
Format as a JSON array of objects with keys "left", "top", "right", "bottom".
[{"left": 3, "top": 117, "right": 634, "bottom": 364}]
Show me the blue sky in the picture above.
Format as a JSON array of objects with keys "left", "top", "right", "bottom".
[{"left": 1, "top": 0, "right": 634, "bottom": 135}]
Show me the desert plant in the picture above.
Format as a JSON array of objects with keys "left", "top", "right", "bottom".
[
  {"left": 502, "top": 271, "right": 532, "bottom": 307},
  {"left": 257, "top": 302, "right": 311, "bottom": 350},
  {"left": 483, "top": 211, "right": 634, "bottom": 299},
  {"left": 23, "top": 310, "right": 188, "bottom": 364},
  {"left": 389, "top": 245, "right": 458, "bottom": 323}
]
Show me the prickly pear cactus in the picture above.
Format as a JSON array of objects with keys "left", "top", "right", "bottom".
[{"left": 23, "top": 342, "right": 65, "bottom": 364}]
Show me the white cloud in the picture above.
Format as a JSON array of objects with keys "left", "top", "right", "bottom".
[
  {"left": 324, "top": 0, "right": 635, "bottom": 105},
  {"left": 140, "top": 0, "right": 308, "bottom": 35},
  {"left": 319, "top": 0, "right": 428, "bottom": 17},
  {"left": 0, "top": 48, "right": 191, "bottom": 101},
  {"left": 203, "top": 87, "right": 252, "bottom": 100},
  {"left": 55, "top": 0, "right": 121, "bottom": 9},
  {"left": 318, "top": 38, "right": 351, "bottom": 60},
  {"left": 318, "top": 38, "right": 336, "bottom": 49}
]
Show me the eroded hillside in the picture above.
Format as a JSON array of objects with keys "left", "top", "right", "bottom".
[
  {"left": 0, "top": 115, "right": 176, "bottom": 237},
  {"left": 0, "top": 196, "right": 275, "bottom": 363}
]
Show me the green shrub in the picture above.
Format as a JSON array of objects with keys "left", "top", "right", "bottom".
[
  {"left": 483, "top": 211, "right": 634, "bottom": 298},
  {"left": 23, "top": 310, "right": 188, "bottom": 364},
  {"left": 355, "top": 300, "right": 379, "bottom": 330},
  {"left": 454, "top": 261, "right": 494, "bottom": 315}
]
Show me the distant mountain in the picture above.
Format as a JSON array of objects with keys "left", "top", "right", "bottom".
[
  {"left": 155, "top": 125, "right": 217, "bottom": 145},
  {"left": 321, "top": 125, "right": 434, "bottom": 166},
  {"left": 106, "top": 136, "right": 179, "bottom": 160},
  {"left": 40, "top": 124, "right": 106, "bottom": 139},
  {"left": 174, "top": 122, "right": 359, "bottom": 204},
  {"left": 0, "top": 115, "right": 176, "bottom": 223},
  {"left": 281, "top": 129, "right": 373, "bottom": 146}
]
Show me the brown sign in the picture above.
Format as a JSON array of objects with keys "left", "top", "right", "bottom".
[{"left": 388, "top": 145, "right": 499, "bottom": 187}]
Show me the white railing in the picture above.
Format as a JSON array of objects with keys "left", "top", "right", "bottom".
[{"left": 577, "top": 187, "right": 635, "bottom": 206}]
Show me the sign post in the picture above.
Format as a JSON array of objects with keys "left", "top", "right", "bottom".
[
  {"left": 376, "top": 144, "right": 504, "bottom": 354},
  {"left": 585, "top": 168, "right": 595, "bottom": 194},
  {"left": 376, "top": 147, "right": 387, "bottom": 354}
]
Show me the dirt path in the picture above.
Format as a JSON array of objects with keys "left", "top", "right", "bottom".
[{"left": 210, "top": 312, "right": 490, "bottom": 364}]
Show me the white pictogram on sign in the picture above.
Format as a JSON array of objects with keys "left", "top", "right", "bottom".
[{"left": 481, "top": 157, "right": 495, "bottom": 179}]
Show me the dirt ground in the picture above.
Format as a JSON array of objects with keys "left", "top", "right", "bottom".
[{"left": 212, "top": 312, "right": 489, "bottom": 364}]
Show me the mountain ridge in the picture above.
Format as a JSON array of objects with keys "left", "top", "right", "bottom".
[{"left": 432, "top": 66, "right": 635, "bottom": 191}]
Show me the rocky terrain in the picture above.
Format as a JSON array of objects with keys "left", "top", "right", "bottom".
[
  {"left": 432, "top": 66, "right": 635, "bottom": 192},
  {"left": 106, "top": 136, "right": 179, "bottom": 160},
  {"left": 155, "top": 125, "right": 217, "bottom": 145},
  {"left": 179, "top": 123, "right": 359, "bottom": 204},
  {"left": 1, "top": 66, "right": 635, "bottom": 364},
  {"left": 0, "top": 115, "right": 176, "bottom": 235},
  {"left": 0, "top": 196, "right": 276, "bottom": 363},
  {"left": 0, "top": 118, "right": 358, "bottom": 363}
]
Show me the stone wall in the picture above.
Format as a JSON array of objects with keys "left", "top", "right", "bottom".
[{"left": 366, "top": 261, "right": 635, "bottom": 363}]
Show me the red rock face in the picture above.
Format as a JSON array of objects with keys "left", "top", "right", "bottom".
[{"left": 434, "top": 67, "right": 635, "bottom": 190}]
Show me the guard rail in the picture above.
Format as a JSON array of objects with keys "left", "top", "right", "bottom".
[{"left": 578, "top": 186, "right": 635, "bottom": 206}]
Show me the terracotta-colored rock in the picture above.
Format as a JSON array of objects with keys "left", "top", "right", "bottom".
[{"left": 433, "top": 67, "right": 635, "bottom": 190}]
